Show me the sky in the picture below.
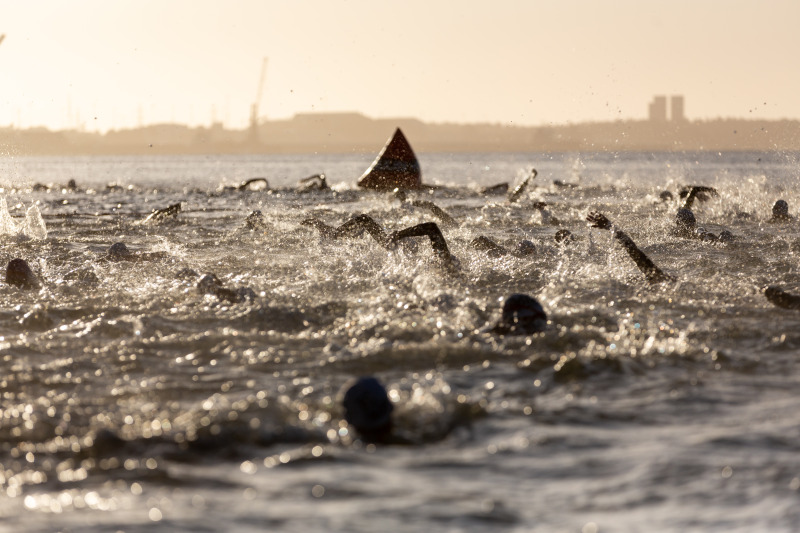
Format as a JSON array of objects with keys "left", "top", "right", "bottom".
[{"left": 2, "top": 0, "right": 799, "bottom": 132}]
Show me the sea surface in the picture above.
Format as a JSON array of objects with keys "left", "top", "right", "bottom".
[{"left": 0, "top": 150, "right": 799, "bottom": 532}]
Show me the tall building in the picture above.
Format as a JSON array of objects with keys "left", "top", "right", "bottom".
[
  {"left": 649, "top": 96, "right": 667, "bottom": 121},
  {"left": 670, "top": 95, "right": 685, "bottom": 121}
]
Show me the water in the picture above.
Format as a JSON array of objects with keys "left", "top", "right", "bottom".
[{"left": 1, "top": 150, "right": 799, "bottom": 532}]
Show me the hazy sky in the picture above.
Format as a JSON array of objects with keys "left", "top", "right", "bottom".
[{"left": 2, "top": 0, "right": 799, "bottom": 132}]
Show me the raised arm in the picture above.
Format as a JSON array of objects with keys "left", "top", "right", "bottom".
[
  {"left": 680, "top": 186, "right": 718, "bottom": 210},
  {"left": 390, "top": 222, "right": 451, "bottom": 257},
  {"left": 301, "top": 217, "right": 339, "bottom": 239},
  {"left": 587, "top": 211, "right": 673, "bottom": 283},
  {"left": 508, "top": 168, "right": 537, "bottom": 203},
  {"left": 336, "top": 214, "right": 389, "bottom": 246}
]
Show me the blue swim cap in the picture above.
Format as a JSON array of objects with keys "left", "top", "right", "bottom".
[{"left": 342, "top": 377, "right": 393, "bottom": 438}]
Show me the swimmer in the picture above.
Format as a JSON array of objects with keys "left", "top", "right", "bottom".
[
  {"left": 140, "top": 202, "right": 181, "bottom": 224},
  {"left": 341, "top": 376, "right": 395, "bottom": 443},
  {"left": 586, "top": 211, "right": 674, "bottom": 283},
  {"left": 5, "top": 258, "right": 40, "bottom": 289},
  {"left": 530, "top": 200, "right": 561, "bottom": 225},
  {"left": 302, "top": 214, "right": 391, "bottom": 247},
  {"left": 672, "top": 208, "right": 734, "bottom": 243},
  {"left": 508, "top": 168, "right": 537, "bottom": 203},
  {"left": 104, "top": 242, "right": 167, "bottom": 262},
  {"left": 297, "top": 173, "right": 329, "bottom": 192},
  {"left": 237, "top": 177, "right": 270, "bottom": 191},
  {"left": 388, "top": 222, "right": 461, "bottom": 274},
  {"left": 469, "top": 235, "right": 536, "bottom": 258},
  {"left": 554, "top": 229, "right": 576, "bottom": 245},
  {"left": 303, "top": 215, "right": 460, "bottom": 273},
  {"left": 195, "top": 272, "right": 256, "bottom": 304},
  {"left": 489, "top": 293, "right": 548, "bottom": 335},
  {"left": 768, "top": 199, "right": 794, "bottom": 223},
  {"left": 764, "top": 286, "right": 800, "bottom": 310},
  {"left": 657, "top": 190, "right": 674, "bottom": 203}
]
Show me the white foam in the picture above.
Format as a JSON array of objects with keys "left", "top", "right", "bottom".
[{"left": 0, "top": 197, "right": 48, "bottom": 240}]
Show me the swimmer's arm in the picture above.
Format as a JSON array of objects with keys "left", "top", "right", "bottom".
[
  {"left": 238, "top": 177, "right": 269, "bottom": 191},
  {"left": 389, "top": 222, "right": 451, "bottom": 257},
  {"left": 300, "top": 217, "right": 338, "bottom": 239},
  {"left": 508, "top": 169, "right": 537, "bottom": 203},
  {"left": 336, "top": 214, "right": 389, "bottom": 245},
  {"left": 409, "top": 200, "right": 458, "bottom": 228},
  {"left": 682, "top": 186, "right": 718, "bottom": 210},
  {"left": 587, "top": 211, "right": 673, "bottom": 283}
]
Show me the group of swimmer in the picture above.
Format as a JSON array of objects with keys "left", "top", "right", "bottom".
[{"left": 8, "top": 131, "right": 800, "bottom": 443}]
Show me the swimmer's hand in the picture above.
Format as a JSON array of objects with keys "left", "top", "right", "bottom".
[{"left": 586, "top": 211, "right": 612, "bottom": 230}]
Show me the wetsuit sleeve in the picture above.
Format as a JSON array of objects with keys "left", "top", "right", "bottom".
[
  {"left": 613, "top": 229, "right": 673, "bottom": 283},
  {"left": 337, "top": 214, "right": 389, "bottom": 246},
  {"left": 390, "top": 222, "right": 451, "bottom": 256}
]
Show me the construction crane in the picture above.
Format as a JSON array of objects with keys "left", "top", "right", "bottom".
[{"left": 249, "top": 57, "right": 268, "bottom": 142}]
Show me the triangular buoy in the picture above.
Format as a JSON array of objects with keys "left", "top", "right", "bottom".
[{"left": 357, "top": 128, "right": 422, "bottom": 190}]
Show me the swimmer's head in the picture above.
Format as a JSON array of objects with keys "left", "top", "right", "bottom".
[
  {"left": 108, "top": 242, "right": 132, "bottom": 258},
  {"left": 658, "top": 190, "right": 673, "bottom": 202},
  {"left": 554, "top": 229, "right": 574, "bottom": 245},
  {"left": 493, "top": 293, "right": 547, "bottom": 335},
  {"left": 515, "top": 240, "right": 536, "bottom": 256},
  {"left": 772, "top": 199, "right": 790, "bottom": 218},
  {"left": 197, "top": 273, "right": 223, "bottom": 295},
  {"left": 718, "top": 230, "right": 734, "bottom": 243},
  {"left": 675, "top": 208, "right": 696, "bottom": 232},
  {"left": 5, "top": 258, "right": 38, "bottom": 289},
  {"left": 342, "top": 376, "right": 394, "bottom": 442}
]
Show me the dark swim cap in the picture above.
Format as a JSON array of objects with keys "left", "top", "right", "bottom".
[
  {"left": 676, "top": 208, "right": 696, "bottom": 229},
  {"left": 342, "top": 377, "right": 394, "bottom": 439},
  {"left": 493, "top": 294, "right": 547, "bottom": 335},
  {"left": 515, "top": 240, "right": 536, "bottom": 256},
  {"left": 108, "top": 242, "right": 132, "bottom": 257},
  {"left": 5, "top": 258, "right": 38, "bottom": 289},
  {"left": 773, "top": 199, "right": 789, "bottom": 218}
]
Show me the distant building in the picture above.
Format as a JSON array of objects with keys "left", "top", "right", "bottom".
[
  {"left": 649, "top": 96, "right": 667, "bottom": 121},
  {"left": 671, "top": 95, "right": 685, "bottom": 121},
  {"left": 649, "top": 95, "right": 686, "bottom": 122}
]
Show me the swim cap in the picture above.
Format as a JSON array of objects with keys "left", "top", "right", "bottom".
[
  {"left": 773, "top": 199, "right": 789, "bottom": 218},
  {"left": 676, "top": 208, "right": 696, "bottom": 227},
  {"left": 5, "top": 258, "right": 38, "bottom": 289},
  {"left": 108, "top": 242, "right": 132, "bottom": 257},
  {"left": 493, "top": 294, "right": 547, "bottom": 335},
  {"left": 342, "top": 377, "right": 394, "bottom": 439},
  {"left": 515, "top": 240, "right": 536, "bottom": 256}
]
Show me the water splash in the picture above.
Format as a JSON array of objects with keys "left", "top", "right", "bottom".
[{"left": 0, "top": 197, "right": 48, "bottom": 240}]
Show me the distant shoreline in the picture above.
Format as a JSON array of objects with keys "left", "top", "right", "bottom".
[{"left": 2, "top": 112, "right": 799, "bottom": 155}]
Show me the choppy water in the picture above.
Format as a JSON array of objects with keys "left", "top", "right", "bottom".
[{"left": 1, "top": 151, "right": 800, "bottom": 532}]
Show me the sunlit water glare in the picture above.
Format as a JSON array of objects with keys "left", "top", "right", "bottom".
[{"left": 1, "top": 151, "right": 799, "bottom": 532}]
